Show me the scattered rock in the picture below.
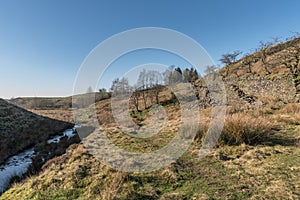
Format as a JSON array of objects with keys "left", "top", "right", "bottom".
[
  {"left": 271, "top": 101, "right": 285, "bottom": 110},
  {"left": 252, "top": 100, "right": 264, "bottom": 108},
  {"left": 218, "top": 152, "right": 230, "bottom": 161},
  {"left": 160, "top": 193, "right": 182, "bottom": 200}
]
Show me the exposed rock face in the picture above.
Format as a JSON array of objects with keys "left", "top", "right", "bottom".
[
  {"left": 194, "top": 37, "right": 300, "bottom": 109},
  {"left": 0, "top": 99, "right": 73, "bottom": 164},
  {"left": 231, "top": 75, "right": 296, "bottom": 103},
  {"left": 195, "top": 75, "right": 296, "bottom": 109}
]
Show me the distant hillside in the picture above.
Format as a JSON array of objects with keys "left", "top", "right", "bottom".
[{"left": 9, "top": 92, "right": 111, "bottom": 110}]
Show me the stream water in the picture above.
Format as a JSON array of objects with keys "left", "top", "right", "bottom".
[
  {"left": 0, "top": 125, "right": 79, "bottom": 194},
  {"left": 0, "top": 148, "right": 34, "bottom": 193},
  {"left": 47, "top": 125, "right": 80, "bottom": 144}
]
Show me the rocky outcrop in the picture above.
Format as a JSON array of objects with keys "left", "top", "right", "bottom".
[{"left": 195, "top": 75, "right": 295, "bottom": 108}]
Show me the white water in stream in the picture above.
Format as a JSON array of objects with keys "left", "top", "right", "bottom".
[
  {"left": 47, "top": 125, "right": 80, "bottom": 144},
  {"left": 0, "top": 148, "right": 34, "bottom": 193},
  {"left": 0, "top": 125, "right": 79, "bottom": 193}
]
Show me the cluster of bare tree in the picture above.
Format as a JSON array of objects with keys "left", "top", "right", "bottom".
[
  {"left": 110, "top": 77, "right": 131, "bottom": 95},
  {"left": 109, "top": 32, "right": 300, "bottom": 109},
  {"left": 110, "top": 66, "right": 199, "bottom": 111},
  {"left": 137, "top": 69, "right": 163, "bottom": 90},
  {"left": 217, "top": 32, "right": 300, "bottom": 101},
  {"left": 110, "top": 70, "right": 164, "bottom": 111},
  {"left": 110, "top": 66, "right": 199, "bottom": 94},
  {"left": 133, "top": 69, "right": 164, "bottom": 110},
  {"left": 110, "top": 70, "right": 163, "bottom": 95},
  {"left": 131, "top": 85, "right": 164, "bottom": 111},
  {"left": 219, "top": 32, "right": 300, "bottom": 79}
]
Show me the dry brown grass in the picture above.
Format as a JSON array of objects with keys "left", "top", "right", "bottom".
[
  {"left": 257, "top": 96, "right": 280, "bottom": 106},
  {"left": 196, "top": 112, "right": 273, "bottom": 145},
  {"left": 100, "top": 171, "right": 129, "bottom": 200},
  {"left": 274, "top": 103, "right": 300, "bottom": 125},
  {"left": 280, "top": 103, "right": 300, "bottom": 114},
  {"left": 226, "top": 105, "right": 245, "bottom": 114},
  {"left": 30, "top": 109, "right": 74, "bottom": 123},
  {"left": 221, "top": 113, "right": 273, "bottom": 145}
]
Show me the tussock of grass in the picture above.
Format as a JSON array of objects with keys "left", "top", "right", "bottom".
[
  {"left": 197, "top": 113, "right": 273, "bottom": 145},
  {"left": 221, "top": 113, "right": 273, "bottom": 145}
]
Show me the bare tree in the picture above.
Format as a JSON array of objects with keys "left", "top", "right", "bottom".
[
  {"left": 131, "top": 87, "right": 141, "bottom": 112},
  {"left": 220, "top": 50, "right": 242, "bottom": 77},
  {"left": 242, "top": 54, "right": 258, "bottom": 75},
  {"left": 204, "top": 65, "right": 217, "bottom": 74},
  {"left": 110, "top": 77, "right": 130, "bottom": 95},
  {"left": 204, "top": 65, "right": 217, "bottom": 80},
  {"left": 150, "top": 85, "right": 163, "bottom": 104},
  {"left": 141, "top": 90, "right": 149, "bottom": 109},
  {"left": 258, "top": 41, "right": 272, "bottom": 74},
  {"left": 147, "top": 70, "right": 163, "bottom": 87},
  {"left": 136, "top": 69, "right": 163, "bottom": 108},
  {"left": 271, "top": 36, "right": 282, "bottom": 44},
  {"left": 147, "top": 70, "right": 163, "bottom": 105},
  {"left": 286, "top": 31, "right": 300, "bottom": 41},
  {"left": 137, "top": 69, "right": 146, "bottom": 89}
]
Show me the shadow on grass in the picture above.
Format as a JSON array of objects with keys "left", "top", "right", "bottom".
[{"left": 262, "top": 133, "right": 297, "bottom": 147}]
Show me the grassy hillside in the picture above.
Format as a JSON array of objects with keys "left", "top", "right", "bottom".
[
  {"left": 10, "top": 92, "right": 111, "bottom": 110},
  {"left": 0, "top": 99, "right": 74, "bottom": 164},
  {"left": 1, "top": 102, "right": 300, "bottom": 199},
  {"left": 2, "top": 37, "right": 300, "bottom": 199}
]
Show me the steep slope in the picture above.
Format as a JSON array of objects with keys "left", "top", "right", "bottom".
[
  {"left": 0, "top": 99, "right": 73, "bottom": 164},
  {"left": 195, "top": 37, "right": 300, "bottom": 111}
]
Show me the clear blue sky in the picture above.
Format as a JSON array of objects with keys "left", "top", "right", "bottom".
[{"left": 1, "top": 0, "right": 300, "bottom": 98}]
